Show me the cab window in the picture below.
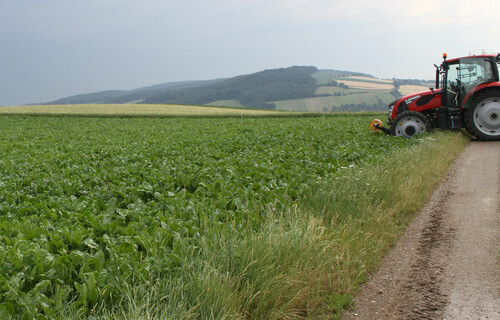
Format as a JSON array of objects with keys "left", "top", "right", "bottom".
[{"left": 458, "top": 58, "right": 495, "bottom": 89}]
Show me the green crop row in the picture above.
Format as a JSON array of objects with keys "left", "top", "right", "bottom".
[{"left": 0, "top": 116, "right": 420, "bottom": 318}]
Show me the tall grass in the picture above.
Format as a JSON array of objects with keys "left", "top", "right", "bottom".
[{"left": 75, "top": 132, "right": 468, "bottom": 319}]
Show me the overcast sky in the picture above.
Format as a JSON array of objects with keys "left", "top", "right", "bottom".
[{"left": 2, "top": 0, "right": 500, "bottom": 106}]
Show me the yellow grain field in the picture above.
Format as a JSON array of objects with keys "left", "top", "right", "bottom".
[
  {"left": 334, "top": 77, "right": 394, "bottom": 90},
  {"left": 0, "top": 104, "right": 286, "bottom": 116},
  {"left": 345, "top": 76, "right": 393, "bottom": 83},
  {"left": 338, "top": 80, "right": 394, "bottom": 90},
  {"left": 399, "top": 85, "right": 429, "bottom": 96}
]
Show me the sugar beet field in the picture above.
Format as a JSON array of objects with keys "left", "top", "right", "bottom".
[{"left": 0, "top": 114, "right": 463, "bottom": 319}]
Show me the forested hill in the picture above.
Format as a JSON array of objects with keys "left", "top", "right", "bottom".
[
  {"left": 47, "top": 66, "right": 319, "bottom": 109},
  {"left": 144, "top": 66, "right": 318, "bottom": 109},
  {"left": 45, "top": 66, "right": 430, "bottom": 111}
]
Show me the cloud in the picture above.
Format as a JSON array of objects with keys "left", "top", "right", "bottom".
[{"left": 243, "top": 0, "right": 500, "bottom": 34}]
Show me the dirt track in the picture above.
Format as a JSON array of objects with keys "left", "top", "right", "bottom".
[{"left": 343, "top": 141, "right": 500, "bottom": 319}]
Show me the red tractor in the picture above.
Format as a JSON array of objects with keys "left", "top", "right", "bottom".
[{"left": 370, "top": 53, "right": 500, "bottom": 140}]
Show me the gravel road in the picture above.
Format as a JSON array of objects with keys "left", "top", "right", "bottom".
[{"left": 343, "top": 141, "right": 500, "bottom": 319}]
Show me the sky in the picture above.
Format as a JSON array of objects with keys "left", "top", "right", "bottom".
[{"left": 2, "top": 0, "right": 500, "bottom": 106}]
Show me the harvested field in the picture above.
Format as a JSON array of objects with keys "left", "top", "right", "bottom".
[
  {"left": 344, "top": 76, "right": 393, "bottom": 83},
  {"left": 338, "top": 80, "right": 394, "bottom": 90},
  {"left": 0, "top": 104, "right": 284, "bottom": 116},
  {"left": 399, "top": 84, "right": 429, "bottom": 96}
]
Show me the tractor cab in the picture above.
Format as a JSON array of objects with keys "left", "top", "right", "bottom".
[{"left": 442, "top": 54, "right": 499, "bottom": 109}]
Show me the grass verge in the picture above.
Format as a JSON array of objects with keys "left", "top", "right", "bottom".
[{"left": 77, "top": 131, "right": 468, "bottom": 319}]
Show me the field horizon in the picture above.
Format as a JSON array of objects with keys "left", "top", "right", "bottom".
[
  {"left": 25, "top": 66, "right": 432, "bottom": 113},
  {"left": 0, "top": 103, "right": 288, "bottom": 116}
]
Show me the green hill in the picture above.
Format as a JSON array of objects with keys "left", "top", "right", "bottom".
[{"left": 44, "top": 67, "right": 431, "bottom": 112}]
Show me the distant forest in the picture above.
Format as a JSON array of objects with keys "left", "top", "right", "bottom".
[
  {"left": 142, "top": 66, "right": 319, "bottom": 109},
  {"left": 47, "top": 66, "right": 319, "bottom": 109}
]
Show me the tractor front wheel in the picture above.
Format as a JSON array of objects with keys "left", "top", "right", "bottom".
[
  {"left": 390, "top": 111, "right": 431, "bottom": 138},
  {"left": 464, "top": 91, "right": 500, "bottom": 141}
]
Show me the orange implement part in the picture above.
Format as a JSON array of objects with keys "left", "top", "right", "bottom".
[{"left": 369, "top": 119, "right": 383, "bottom": 132}]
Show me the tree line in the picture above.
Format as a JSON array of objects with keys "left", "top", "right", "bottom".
[{"left": 142, "top": 66, "right": 319, "bottom": 109}]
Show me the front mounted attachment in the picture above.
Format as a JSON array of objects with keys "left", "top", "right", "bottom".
[
  {"left": 369, "top": 119, "right": 383, "bottom": 132},
  {"left": 369, "top": 118, "right": 391, "bottom": 134}
]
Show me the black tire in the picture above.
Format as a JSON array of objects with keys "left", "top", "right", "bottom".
[
  {"left": 390, "top": 111, "right": 432, "bottom": 138},
  {"left": 464, "top": 91, "right": 500, "bottom": 141}
]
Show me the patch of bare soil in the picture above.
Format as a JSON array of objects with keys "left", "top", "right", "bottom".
[{"left": 342, "top": 141, "right": 500, "bottom": 320}]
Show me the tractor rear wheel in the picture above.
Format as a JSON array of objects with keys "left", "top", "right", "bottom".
[
  {"left": 390, "top": 111, "right": 431, "bottom": 138},
  {"left": 464, "top": 91, "right": 500, "bottom": 141}
]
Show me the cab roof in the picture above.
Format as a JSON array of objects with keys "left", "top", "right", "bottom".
[{"left": 445, "top": 53, "right": 500, "bottom": 64}]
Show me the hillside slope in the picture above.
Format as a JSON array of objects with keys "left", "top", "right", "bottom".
[
  {"left": 48, "top": 80, "right": 223, "bottom": 105},
  {"left": 44, "top": 67, "right": 431, "bottom": 112}
]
